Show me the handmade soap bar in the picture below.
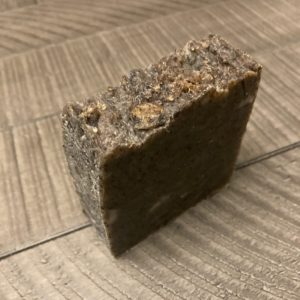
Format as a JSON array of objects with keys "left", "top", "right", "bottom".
[{"left": 62, "top": 34, "right": 262, "bottom": 256}]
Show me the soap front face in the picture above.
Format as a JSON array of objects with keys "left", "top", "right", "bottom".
[{"left": 62, "top": 35, "right": 262, "bottom": 256}]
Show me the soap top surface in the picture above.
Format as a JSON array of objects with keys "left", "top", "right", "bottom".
[{"left": 62, "top": 34, "right": 261, "bottom": 154}]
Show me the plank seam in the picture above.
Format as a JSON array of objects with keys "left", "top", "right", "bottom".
[
  {"left": 0, "top": 222, "right": 91, "bottom": 261},
  {"left": 235, "top": 141, "right": 300, "bottom": 169}
]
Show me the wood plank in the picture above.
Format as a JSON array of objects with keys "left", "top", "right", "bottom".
[
  {"left": 0, "top": 130, "right": 31, "bottom": 251},
  {"left": 0, "top": 116, "right": 88, "bottom": 257},
  {"left": 1, "top": 148, "right": 299, "bottom": 299},
  {"left": 237, "top": 45, "right": 300, "bottom": 162},
  {"left": 0, "top": 0, "right": 36, "bottom": 12},
  {"left": 0, "top": 0, "right": 223, "bottom": 59}
]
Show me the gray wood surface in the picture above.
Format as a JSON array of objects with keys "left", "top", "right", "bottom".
[
  {"left": 0, "top": 0, "right": 299, "bottom": 298},
  {"left": 0, "top": 0, "right": 223, "bottom": 58},
  {"left": 0, "top": 0, "right": 35, "bottom": 12}
]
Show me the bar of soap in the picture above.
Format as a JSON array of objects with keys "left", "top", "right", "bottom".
[{"left": 62, "top": 34, "right": 262, "bottom": 256}]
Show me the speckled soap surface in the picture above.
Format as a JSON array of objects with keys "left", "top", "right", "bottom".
[{"left": 62, "top": 34, "right": 262, "bottom": 256}]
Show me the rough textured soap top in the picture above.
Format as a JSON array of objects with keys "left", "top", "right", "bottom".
[{"left": 62, "top": 34, "right": 261, "bottom": 154}]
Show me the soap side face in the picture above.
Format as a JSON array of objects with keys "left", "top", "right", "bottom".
[
  {"left": 62, "top": 104, "right": 107, "bottom": 241},
  {"left": 100, "top": 72, "right": 261, "bottom": 256}
]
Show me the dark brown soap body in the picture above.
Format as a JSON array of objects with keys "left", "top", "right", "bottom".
[{"left": 62, "top": 35, "right": 262, "bottom": 256}]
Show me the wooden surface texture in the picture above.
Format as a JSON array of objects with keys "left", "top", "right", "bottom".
[{"left": 0, "top": 0, "right": 299, "bottom": 299}]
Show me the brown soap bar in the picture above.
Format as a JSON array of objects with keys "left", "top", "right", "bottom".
[{"left": 62, "top": 34, "right": 262, "bottom": 256}]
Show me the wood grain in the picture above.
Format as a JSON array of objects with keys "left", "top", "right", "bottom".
[
  {"left": 0, "top": 0, "right": 36, "bottom": 12},
  {"left": 0, "top": 130, "right": 30, "bottom": 251},
  {"left": 237, "top": 45, "right": 300, "bottom": 162},
  {"left": 0, "top": 0, "right": 224, "bottom": 59},
  {"left": 1, "top": 148, "right": 299, "bottom": 299},
  {"left": 0, "top": 116, "right": 88, "bottom": 257}
]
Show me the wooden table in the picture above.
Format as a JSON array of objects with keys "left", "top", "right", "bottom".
[{"left": 0, "top": 0, "right": 299, "bottom": 299}]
